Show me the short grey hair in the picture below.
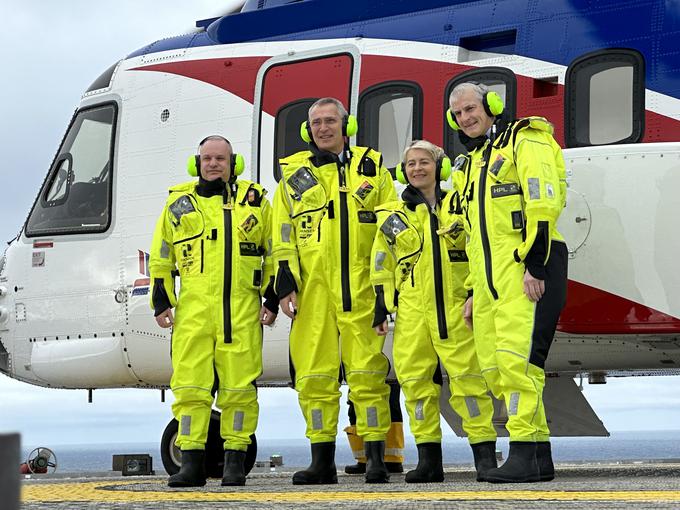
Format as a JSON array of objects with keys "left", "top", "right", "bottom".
[
  {"left": 449, "top": 82, "right": 490, "bottom": 107},
  {"left": 308, "top": 97, "right": 348, "bottom": 120},
  {"left": 199, "top": 135, "right": 232, "bottom": 150},
  {"left": 402, "top": 139, "right": 445, "bottom": 164}
]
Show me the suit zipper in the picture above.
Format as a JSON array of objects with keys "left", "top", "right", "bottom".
[
  {"left": 429, "top": 209, "right": 448, "bottom": 339},
  {"left": 339, "top": 163, "right": 352, "bottom": 312},
  {"left": 200, "top": 239, "right": 204, "bottom": 273},
  {"left": 223, "top": 187, "right": 233, "bottom": 343},
  {"left": 478, "top": 143, "right": 498, "bottom": 300}
]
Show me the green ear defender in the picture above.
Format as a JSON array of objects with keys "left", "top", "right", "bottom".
[
  {"left": 446, "top": 90, "right": 504, "bottom": 131},
  {"left": 187, "top": 153, "right": 245, "bottom": 177},
  {"left": 446, "top": 109, "right": 460, "bottom": 131},
  {"left": 395, "top": 162, "right": 407, "bottom": 185},
  {"left": 439, "top": 156, "right": 452, "bottom": 181},
  {"left": 395, "top": 156, "right": 452, "bottom": 184},
  {"left": 300, "top": 114, "right": 358, "bottom": 142},
  {"left": 344, "top": 114, "right": 358, "bottom": 137}
]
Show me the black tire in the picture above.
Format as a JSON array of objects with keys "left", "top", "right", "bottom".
[
  {"left": 160, "top": 418, "right": 181, "bottom": 476},
  {"left": 160, "top": 412, "right": 257, "bottom": 477}
]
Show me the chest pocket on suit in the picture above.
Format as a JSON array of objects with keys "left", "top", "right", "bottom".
[
  {"left": 169, "top": 195, "right": 205, "bottom": 277},
  {"left": 287, "top": 167, "right": 326, "bottom": 216},
  {"left": 236, "top": 209, "right": 263, "bottom": 242},
  {"left": 381, "top": 213, "right": 421, "bottom": 264},
  {"left": 286, "top": 167, "right": 327, "bottom": 247},
  {"left": 351, "top": 178, "right": 377, "bottom": 209},
  {"left": 351, "top": 177, "right": 380, "bottom": 258},
  {"left": 234, "top": 206, "right": 264, "bottom": 290}
]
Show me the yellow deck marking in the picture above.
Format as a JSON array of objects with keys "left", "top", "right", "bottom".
[{"left": 21, "top": 481, "right": 680, "bottom": 503}]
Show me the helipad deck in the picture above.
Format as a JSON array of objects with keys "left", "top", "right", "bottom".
[{"left": 21, "top": 462, "right": 680, "bottom": 509}]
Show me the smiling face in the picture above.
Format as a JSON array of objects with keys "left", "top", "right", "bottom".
[
  {"left": 199, "top": 138, "right": 231, "bottom": 182},
  {"left": 404, "top": 148, "right": 437, "bottom": 194},
  {"left": 309, "top": 103, "right": 345, "bottom": 154},
  {"left": 450, "top": 88, "right": 495, "bottom": 139}
]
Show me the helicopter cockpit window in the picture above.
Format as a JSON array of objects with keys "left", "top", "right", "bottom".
[
  {"left": 25, "top": 103, "right": 117, "bottom": 237},
  {"left": 358, "top": 82, "right": 423, "bottom": 175}
]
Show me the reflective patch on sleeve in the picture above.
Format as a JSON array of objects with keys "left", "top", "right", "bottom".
[
  {"left": 160, "top": 240, "right": 170, "bottom": 259},
  {"left": 233, "top": 410, "right": 244, "bottom": 432},
  {"left": 180, "top": 415, "right": 191, "bottom": 436},
  {"left": 546, "top": 182, "right": 555, "bottom": 199},
  {"left": 380, "top": 213, "right": 408, "bottom": 244},
  {"left": 267, "top": 239, "right": 273, "bottom": 256},
  {"left": 528, "top": 178, "right": 541, "bottom": 200},
  {"left": 375, "top": 251, "right": 387, "bottom": 271},
  {"left": 281, "top": 223, "right": 292, "bottom": 243},
  {"left": 508, "top": 392, "right": 520, "bottom": 416},
  {"left": 312, "top": 409, "right": 323, "bottom": 430},
  {"left": 465, "top": 397, "right": 481, "bottom": 418},
  {"left": 169, "top": 195, "right": 195, "bottom": 222},
  {"left": 415, "top": 399, "right": 425, "bottom": 421},
  {"left": 367, "top": 406, "right": 378, "bottom": 428}
]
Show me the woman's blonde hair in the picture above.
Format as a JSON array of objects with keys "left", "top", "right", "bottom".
[{"left": 402, "top": 139, "right": 445, "bottom": 164}]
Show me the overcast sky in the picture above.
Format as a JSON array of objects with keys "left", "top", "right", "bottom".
[{"left": 1, "top": 2, "right": 680, "bottom": 454}]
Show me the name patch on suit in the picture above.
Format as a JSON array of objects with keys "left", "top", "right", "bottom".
[
  {"left": 448, "top": 249, "right": 468, "bottom": 262},
  {"left": 357, "top": 211, "right": 377, "bottom": 223},
  {"left": 490, "top": 183, "right": 521, "bottom": 198},
  {"left": 239, "top": 242, "right": 261, "bottom": 256}
]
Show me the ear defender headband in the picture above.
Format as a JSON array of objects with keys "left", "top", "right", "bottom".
[
  {"left": 187, "top": 136, "right": 245, "bottom": 177},
  {"left": 300, "top": 114, "right": 358, "bottom": 143},
  {"left": 395, "top": 155, "right": 452, "bottom": 185},
  {"left": 446, "top": 90, "right": 504, "bottom": 131}
]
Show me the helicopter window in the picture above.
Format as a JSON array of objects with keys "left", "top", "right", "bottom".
[
  {"left": 25, "top": 103, "right": 117, "bottom": 237},
  {"left": 274, "top": 98, "right": 316, "bottom": 181},
  {"left": 443, "top": 67, "right": 517, "bottom": 159},
  {"left": 358, "top": 82, "right": 423, "bottom": 174},
  {"left": 565, "top": 49, "right": 645, "bottom": 148}
]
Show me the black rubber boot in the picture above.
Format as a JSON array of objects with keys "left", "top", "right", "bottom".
[
  {"left": 168, "top": 449, "right": 207, "bottom": 487},
  {"left": 364, "top": 441, "right": 389, "bottom": 483},
  {"left": 536, "top": 441, "right": 555, "bottom": 481},
  {"left": 404, "top": 443, "right": 444, "bottom": 483},
  {"left": 292, "top": 442, "right": 338, "bottom": 485},
  {"left": 485, "top": 442, "right": 540, "bottom": 483},
  {"left": 221, "top": 449, "right": 246, "bottom": 486},
  {"left": 386, "top": 461, "right": 404, "bottom": 473},
  {"left": 345, "top": 461, "right": 402, "bottom": 474},
  {"left": 471, "top": 441, "right": 498, "bottom": 482},
  {"left": 344, "top": 462, "right": 366, "bottom": 474}
]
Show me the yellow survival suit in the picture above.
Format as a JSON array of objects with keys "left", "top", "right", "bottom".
[
  {"left": 272, "top": 146, "right": 396, "bottom": 444},
  {"left": 456, "top": 117, "right": 568, "bottom": 444},
  {"left": 150, "top": 178, "right": 274, "bottom": 453}
]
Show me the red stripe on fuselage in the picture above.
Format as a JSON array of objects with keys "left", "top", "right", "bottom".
[
  {"left": 130, "top": 54, "right": 680, "bottom": 146},
  {"left": 559, "top": 279, "right": 680, "bottom": 334},
  {"left": 131, "top": 57, "right": 270, "bottom": 104}
]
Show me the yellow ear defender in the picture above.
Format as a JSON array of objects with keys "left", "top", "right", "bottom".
[
  {"left": 300, "top": 114, "right": 358, "bottom": 142},
  {"left": 446, "top": 90, "right": 504, "bottom": 131}
]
